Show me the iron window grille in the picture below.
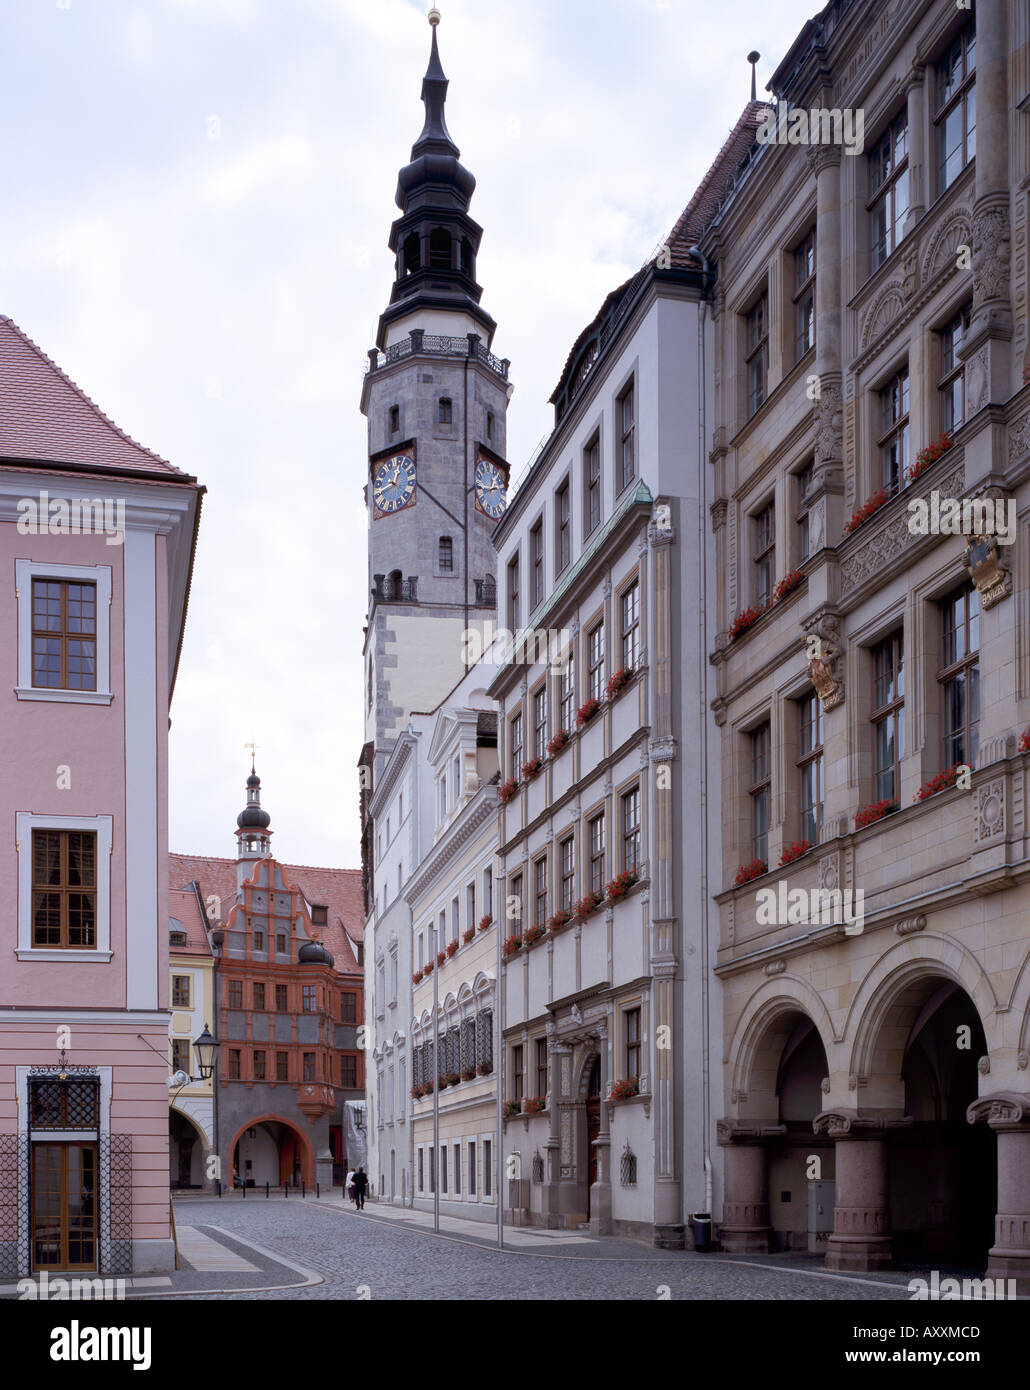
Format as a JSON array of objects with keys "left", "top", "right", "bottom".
[{"left": 620, "top": 1143, "right": 638, "bottom": 1187}]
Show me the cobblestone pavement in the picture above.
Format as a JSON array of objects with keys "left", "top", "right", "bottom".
[{"left": 142, "top": 1196, "right": 924, "bottom": 1301}]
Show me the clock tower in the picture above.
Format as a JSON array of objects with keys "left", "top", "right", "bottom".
[{"left": 358, "top": 8, "right": 511, "bottom": 900}]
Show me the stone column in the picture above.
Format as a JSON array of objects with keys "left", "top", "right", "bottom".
[
  {"left": 968, "top": 1093, "right": 1030, "bottom": 1292},
  {"left": 590, "top": 1021, "right": 612, "bottom": 1237},
  {"left": 543, "top": 1034, "right": 570, "bottom": 1230},
  {"left": 962, "top": 0, "right": 1012, "bottom": 406},
  {"left": 814, "top": 1111, "right": 909, "bottom": 1271},
  {"left": 806, "top": 145, "right": 845, "bottom": 544},
  {"left": 716, "top": 1122, "right": 783, "bottom": 1253},
  {"left": 903, "top": 64, "right": 926, "bottom": 233}
]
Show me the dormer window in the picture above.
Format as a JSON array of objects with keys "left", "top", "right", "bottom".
[
  {"left": 312, "top": 905, "right": 327, "bottom": 926},
  {"left": 439, "top": 398, "right": 453, "bottom": 426}
]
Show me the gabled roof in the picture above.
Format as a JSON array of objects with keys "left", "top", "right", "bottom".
[
  {"left": 169, "top": 852, "right": 365, "bottom": 976},
  {"left": 0, "top": 315, "right": 194, "bottom": 479},
  {"left": 169, "top": 887, "right": 212, "bottom": 958}
]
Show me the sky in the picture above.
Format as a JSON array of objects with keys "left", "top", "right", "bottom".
[{"left": 1, "top": 0, "right": 816, "bottom": 869}]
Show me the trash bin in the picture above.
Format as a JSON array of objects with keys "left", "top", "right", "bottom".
[{"left": 690, "top": 1212, "right": 713, "bottom": 1252}]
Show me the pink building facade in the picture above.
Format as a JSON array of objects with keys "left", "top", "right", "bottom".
[{"left": 0, "top": 316, "right": 202, "bottom": 1276}]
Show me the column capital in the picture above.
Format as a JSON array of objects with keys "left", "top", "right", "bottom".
[
  {"left": 813, "top": 1108, "right": 912, "bottom": 1136},
  {"left": 806, "top": 144, "right": 841, "bottom": 177},
  {"left": 716, "top": 1119, "right": 786, "bottom": 1146},
  {"left": 967, "top": 1091, "right": 1030, "bottom": 1131},
  {"left": 904, "top": 61, "right": 925, "bottom": 93}
]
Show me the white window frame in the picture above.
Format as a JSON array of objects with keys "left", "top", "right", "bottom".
[
  {"left": 16, "top": 811, "right": 114, "bottom": 960},
  {"left": 16, "top": 559, "right": 113, "bottom": 704}
]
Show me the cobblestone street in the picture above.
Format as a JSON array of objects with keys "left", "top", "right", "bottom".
[{"left": 148, "top": 1196, "right": 921, "bottom": 1301}]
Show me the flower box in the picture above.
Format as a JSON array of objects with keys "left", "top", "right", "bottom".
[
  {"left": 437, "top": 951, "right": 446, "bottom": 967},
  {"left": 462, "top": 927, "right": 475, "bottom": 945},
  {"left": 460, "top": 1066, "right": 476, "bottom": 1082},
  {"left": 1020, "top": 729, "right": 1030, "bottom": 754},
  {"left": 412, "top": 971, "right": 423, "bottom": 986},
  {"left": 854, "top": 799, "right": 899, "bottom": 830},
  {"left": 772, "top": 570, "right": 802, "bottom": 604},
  {"left": 521, "top": 757, "right": 543, "bottom": 781},
  {"left": 524, "top": 925, "right": 545, "bottom": 947},
  {"left": 547, "top": 729, "right": 570, "bottom": 756},
  {"left": 498, "top": 779, "right": 519, "bottom": 804},
  {"left": 547, "top": 908, "right": 572, "bottom": 932},
  {"left": 576, "top": 697, "right": 601, "bottom": 728},
  {"left": 502, "top": 934, "right": 523, "bottom": 958},
  {"left": 476, "top": 1061, "right": 493, "bottom": 1077},
  {"left": 907, "top": 433, "right": 952, "bottom": 484},
  {"left": 478, "top": 914, "right": 493, "bottom": 933},
  {"left": 610, "top": 1077, "right": 639, "bottom": 1102},
  {"left": 733, "top": 858, "right": 767, "bottom": 888},
  {"left": 915, "top": 764, "right": 968, "bottom": 802},
  {"left": 606, "top": 870, "right": 639, "bottom": 904},
  {"left": 503, "top": 1099, "right": 521, "bottom": 1120},
  {"left": 443, "top": 1071, "right": 461, "bottom": 1088},
  {"left": 728, "top": 604, "right": 769, "bottom": 642},
  {"left": 522, "top": 1096, "right": 546, "bottom": 1114},
  {"left": 446, "top": 940, "right": 459, "bottom": 958},
  {"left": 606, "top": 667, "right": 634, "bottom": 700},
  {"left": 778, "top": 840, "right": 812, "bottom": 868},
  {"left": 842, "top": 488, "right": 889, "bottom": 537},
  {"left": 573, "top": 889, "right": 605, "bottom": 922},
  {"left": 422, "top": 963, "right": 433, "bottom": 978}
]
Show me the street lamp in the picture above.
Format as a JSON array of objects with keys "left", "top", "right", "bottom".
[{"left": 194, "top": 1024, "right": 217, "bottom": 1081}]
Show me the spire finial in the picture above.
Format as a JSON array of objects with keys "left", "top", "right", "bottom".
[
  {"left": 747, "top": 51, "right": 760, "bottom": 102},
  {"left": 244, "top": 739, "right": 259, "bottom": 775},
  {"left": 428, "top": 6, "right": 441, "bottom": 26}
]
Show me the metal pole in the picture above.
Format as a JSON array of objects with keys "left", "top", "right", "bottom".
[
  {"left": 265, "top": 1181, "right": 269, "bottom": 1199},
  {"left": 433, "top": 922, "right": 440, "bottom": 1235},
  {"left": 496, "top": 858, "right": 503, "bottom": 1251}
]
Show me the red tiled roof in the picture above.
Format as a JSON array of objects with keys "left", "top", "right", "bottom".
[
  {"left": 0, "top": 315, "right": 193, "bottom": 478},
  {"left": 169, "top": 887, "right": 212, "bottom": 957},
  {"left": 169, "top": 852, "right": 365, "bottom": 975},
  {"left": 660, "top": 100, "right": 768, "bottom": 268}
]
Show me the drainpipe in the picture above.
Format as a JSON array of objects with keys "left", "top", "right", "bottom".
[{"left": 690, "top": 246, "right": 714, "bottom": 1223}]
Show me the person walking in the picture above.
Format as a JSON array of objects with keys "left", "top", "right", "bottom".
[
  {"left": 345, "top": 1168, "right": 355, "bottom": 1204},
  {"left": 352, "top": 1166, "right": 368, "bottom": 1211}
]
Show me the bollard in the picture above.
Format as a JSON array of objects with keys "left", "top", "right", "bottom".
[
  {"left": 266, "top": 1181, "right": 269, "bottom": 1198},
  {"left": 316, "top": 1182, "right": 320, "bottom": 1199},
  {"left": 242, "top": 1180, "right": 246, "bottom": 1198},
  {"left": 216, "top": 1180, "right": 221, "bottom": 1199},
  {"left": 302, "top": 1181, "right": 306, "bottom": 1199},
  {"left": 284, "top": 1183, "right": 288, "bottom": 1199}
]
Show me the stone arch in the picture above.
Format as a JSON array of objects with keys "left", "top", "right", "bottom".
[
  {"left": 169, "top": 1100, "right": 212, "bottom": 1150},
  {"left": 920, "top": 209, "right": 973, "bottom": 286},
  {"left": 1003, "top": 944, "right": 1030, "bottom": 1055},
  {"left": 860, "top": 280, "right": 905, "bottom": 350},
  {"left": 576, "top": 1049, "right": 601, "bottom": 1100},
  {"left": 229, "top": 1114, "right": 315, "bottom": 1187},
  {"left": 727, "top": 976, "right": 837, "bottom": 1118},
  {"left": 844, "top": 934, "right": 999, "bottom": 1100}
]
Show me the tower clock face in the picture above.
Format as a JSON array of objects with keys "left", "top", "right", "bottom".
[
  {"left": 372, "top": 455, "right": 416, "bottom": 516},
  {"left": 474, "top": 458, "right": 507, "bottom": 519}
]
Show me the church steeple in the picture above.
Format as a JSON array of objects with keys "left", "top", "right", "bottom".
[
  {"left": 378, "top": 8, "right": 495, "bottom": 349},
  {"left": 235, "top": 757, "right": 272, "bottom": 879}
]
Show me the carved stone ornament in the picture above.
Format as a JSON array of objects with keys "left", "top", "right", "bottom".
[
  {"left": 1018, "top": 1053, "right": 1030, "bottom": 1072},
  {"left": 716, "top": 1120, "right": 786, "bottom": 1145},
  {"left": 764, "top": 958, "right": 787, "bottom": 976},
  {"left": 967, "top": 1092, "right": 1030, "bottom": 1128},
  {"left": 977, "top": 1055, "right": 991, "bottom": 1076},
  {"left": 966, "top": 532, "right": 1012, "bottom": 610},
  {"left": 813, "top": 1108, "right": 912, "bottom": 1136},
  {"left": 820, "top": 1077, "right": 831, "bottom": 1094},
  {"left": 972, "top": 202, "right": 1011, "bottom": 309},
  {"left": 802, "top": 611, "right": 844, "bottom": 711},
  {"left": 813, "top": 383, "right": 844, "bottom": 469},
  {"left": 893, "top": 914, "right": 927, "bottom": 937},
  {"left": 976, "top": 779, "right": 1006, "bottom": 843}
]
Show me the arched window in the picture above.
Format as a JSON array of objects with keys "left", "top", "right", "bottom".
[
  {"left": 438, "top": 537, "right": 454, "bottom": 573},
  {"left": 429, "top": 228, "right": 451, "bottom": 269},
  {"left": 389, "top": 405, "right": 400, "bottom": 435},
  {"left": 403, "top": 233, "right": 420, "bottom": 275},
  {"left": 388, "top": 569, "right": 403, "bottom": 600},
  {"left": 460, "top": 237, "right": 474, "bottom": 275},
  {"left": 438, "top": 397, "right": 452, "bottom": 426}
]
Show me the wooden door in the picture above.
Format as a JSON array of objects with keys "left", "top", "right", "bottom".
[{"left": 32, "top": 1143, "right": 97, "bottom": 1272}]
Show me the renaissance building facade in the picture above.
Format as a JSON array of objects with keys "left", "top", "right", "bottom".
[{"left": 702, "top": 0, "right": 1030, "bottom": 1286}]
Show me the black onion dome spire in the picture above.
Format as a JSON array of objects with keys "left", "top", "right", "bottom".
[
  {"left": 298, "top": 940, "right": 335, "bottom": 967},
  {"left": 237, "top": 759, "right": 271, "bottom": 831},
  {"left": 379, "top": 8, "right": 495, "bottom": 347}
]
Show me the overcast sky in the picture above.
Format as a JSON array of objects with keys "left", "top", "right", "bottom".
[{"left": 1, "top": 0, "right": 816, "bottom": 869}]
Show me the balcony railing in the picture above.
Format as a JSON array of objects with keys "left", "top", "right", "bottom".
[
  {"left": 372, "top": 574, "right": 418, "bottom": 603},
  {"left": 365, "top": 330, "right": 510, "bottom": 381}
]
